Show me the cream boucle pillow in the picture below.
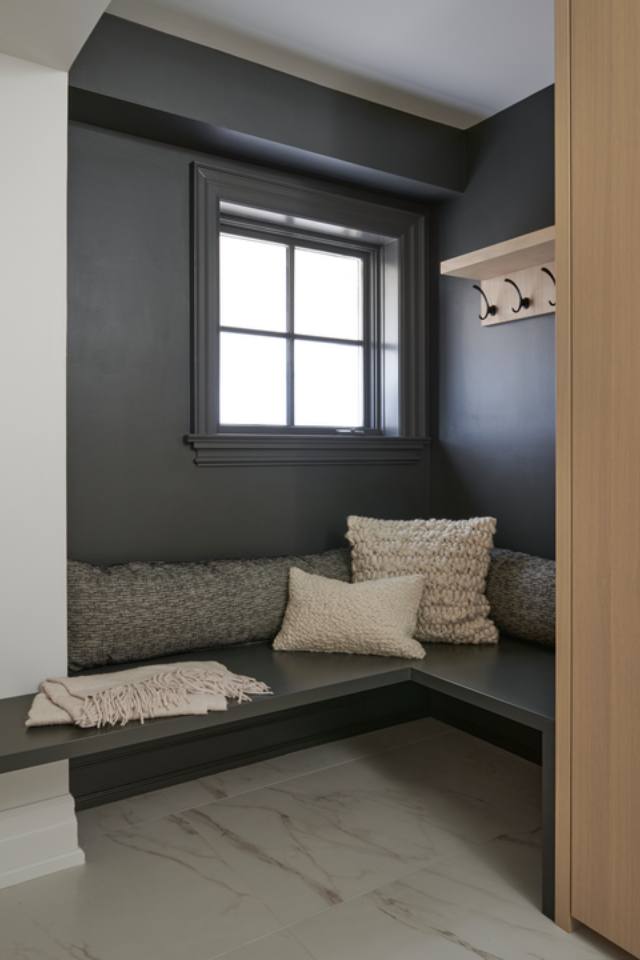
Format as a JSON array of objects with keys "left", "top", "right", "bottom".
[
  {"left": 273, "top": 567, "right": 426, "bottom": 659},
  {"left": 346, "top": 516, "right": 498, "bottom": 645}
]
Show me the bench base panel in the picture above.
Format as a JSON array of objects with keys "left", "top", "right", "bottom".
[
  {"left": 429, "top": 691, "right": 542, "bottom": 764},
  {"left": 71, "top": 681, "right": 429, "bottom": 809},
  {"left": 70, "top": 684, "right": 542, "bottom": 810}
]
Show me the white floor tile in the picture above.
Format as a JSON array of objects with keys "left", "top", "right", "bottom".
[
  {"left": 0, "top": 722, "right": 629, "bottom": 960},
  {"left": 0, "top": 811, "right": 280, "bottom": 960},
  {"left": 217, "top": 930, "right": 315, "bottom": 960},
  {"left": 181, "top": 730, "right": 540, "bottom": 927},
  {"left": 287, "top": 835, "right": 628, "bottom": 960}
]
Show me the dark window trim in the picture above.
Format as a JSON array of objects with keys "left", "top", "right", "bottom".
[{"left": 186, "top": 157, "right": 429, "bottom": 466}]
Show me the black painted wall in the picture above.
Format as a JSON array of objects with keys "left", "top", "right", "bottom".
[
  {"left": 70, "top": 14, "right": 466, "bottom": 200},
  {"left": 67, "top": 15, "right": 555, "bottom": 565},
  {"left": 67, "top": 125, "right": 429, "bottom": 563},
  {"left": 433, "top": 87, "right": 555, "bottom": 559}
]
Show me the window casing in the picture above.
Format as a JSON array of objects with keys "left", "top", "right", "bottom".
[{"left": 187, "top": 159, "right": 428, "bottom": 466}]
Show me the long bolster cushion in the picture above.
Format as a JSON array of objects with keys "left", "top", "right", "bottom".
[
  {"left": 68, "top": 549, "right": 351, "bottom": 670},
  {"left": 68, "top": 545, "right": 556, "bottom": 670},
  {"left": 486, "top": 548, "right": 555, "bottom": 648}
]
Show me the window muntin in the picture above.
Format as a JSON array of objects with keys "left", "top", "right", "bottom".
[{"left": 218, "top": 220, "right": 373, "bottom": 432}]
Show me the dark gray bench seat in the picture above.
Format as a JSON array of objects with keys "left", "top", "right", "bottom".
[
  {"left": 0, "top": 637, "right": 555, "bottom": 916},
  {"left": 0, "top": 637, "right": 553, "bottom": 773}
]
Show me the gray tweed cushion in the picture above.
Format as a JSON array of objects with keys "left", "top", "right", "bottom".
[
  {"left": 486, "top": 548, "right": 555, "bottom": 647},
  {"left": 68, "top": 549, "right": 351, "bottom": 669}
]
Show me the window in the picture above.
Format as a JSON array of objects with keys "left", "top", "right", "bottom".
[
  {"left": 218, "top": 222, "right": 374, "bottom": 433},
  {"left": 188, "top": 159, "right": 428, "bottom": 465}
]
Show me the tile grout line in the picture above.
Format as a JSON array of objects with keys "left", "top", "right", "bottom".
[
  {"left": 195, "top": 724, "right": 459, "bottom": 803},
  {"left": 210, "top": 835, "right": 513, "bottom": 960},
  {"left": 210, "top": 927, "right": 317, "bottom": 960},
  {"left": 202, "top": 754, "right": 546, "bottom": 957},
  {"left": 208, "top": 789, "right": 543, "bottom": 957},
  {"left": 81, "top": 723, "right": 458, "bottom": 835}
]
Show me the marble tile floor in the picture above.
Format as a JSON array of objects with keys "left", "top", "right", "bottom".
[{"left": 0, "top": 717, "right": 631, "bottom": 960}]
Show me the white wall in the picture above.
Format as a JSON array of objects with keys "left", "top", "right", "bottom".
[
  {"left": 0, "top": 50, "right": 82, "bottom": 889},
  {"left": 0, "top": 2, "right": 108, "bottom": 882},
  {"left": 0, "top": 52, "right": 69, "bottom": 698}
]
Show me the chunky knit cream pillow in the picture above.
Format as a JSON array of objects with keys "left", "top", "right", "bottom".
[
  {"left": 273, "top": 567, "right": 426, "bottom": 659},
  {"left": 346, "top": 516, "right": 498, "bottom": 645}
]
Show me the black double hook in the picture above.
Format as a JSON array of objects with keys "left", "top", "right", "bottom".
[
  {"left": 540, "top": 267, "right": 556, "bottom": 307},
  {"left": 473, "top": 284, "right": 497, "bottom": 321},
  {"left": 504, "top": 277, "right": 531, "bottom": 313}
]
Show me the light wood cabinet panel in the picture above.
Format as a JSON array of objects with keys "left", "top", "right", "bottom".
[
  {"left": 557, "top": 1, "right": 640, "bottom": 954},
  {"left": 554, "top": 0, "right": 572, "bottom": 932}
]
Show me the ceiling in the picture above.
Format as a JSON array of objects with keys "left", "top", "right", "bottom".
[
  {"left": 107, "top": 0, "right": 554, "bottom": 129},
  {"left": 0, "top": 0, "right": 108, "bottom": 70}
]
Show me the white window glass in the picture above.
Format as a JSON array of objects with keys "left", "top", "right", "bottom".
[
  {"left": 294, "top": 340, "right": 363, "bottom": 428},
  {"left": 220, "top": 234, "right": 287, "bottom": 332},
  {"left": 220, "top": 332, "right": 287, "bottom": 425},
  {"left": 294, "top": 247, "right": 362, "bottom": 340}
]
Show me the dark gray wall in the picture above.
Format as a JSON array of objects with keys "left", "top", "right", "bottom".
[
  {"left": 67, "top": 124, "right": 429, "bottom": 564},
  {"left": 67, "top": 15, "right": 555, "bottom": 564},
  {"left": 70, "top": 14, "right": 466, "bottom": 199},
  {"left": 433, "top": 87, "right": 555, "bottom": 558}
]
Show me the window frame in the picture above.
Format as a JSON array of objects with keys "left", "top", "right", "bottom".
[
  {"left": 218, "top": 213, "right": 380, "bottom": 436},
  {"left": 187, "top": 158, "right": 429, "bottom": 466}
]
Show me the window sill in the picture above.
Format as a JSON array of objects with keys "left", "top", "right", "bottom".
[{"left": 185, "top": 433, "right": 429, "bottom": 466}]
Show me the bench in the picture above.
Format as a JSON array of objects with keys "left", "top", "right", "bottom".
[{"left": 0, "top": 636, "right": 555, "bottom": 917}]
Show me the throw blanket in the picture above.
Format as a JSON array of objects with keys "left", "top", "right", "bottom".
[{"left": 26, "top": 661, "right": 272, "bottom": 729}]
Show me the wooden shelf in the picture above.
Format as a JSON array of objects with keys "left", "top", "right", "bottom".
[{"left": 440, "top": 226, "right": 555, "bottom": 280}]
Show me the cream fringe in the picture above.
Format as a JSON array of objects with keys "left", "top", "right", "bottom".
[
  {"left": 79, "top": 667, "right": 272, "bottom": 728},
  {"left": 26, "top": 662, "right": 272, "bottom": 728}
]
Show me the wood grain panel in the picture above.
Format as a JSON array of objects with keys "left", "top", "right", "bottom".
[
  {"left": 554, "top": 0, "right": 573, "bottom": 931},
  {"left": 480, "top": 260, "right": 556, "bottom": 326},
  {"left": 440, "top": 227, "right": 555, "bottom": 279},
  {"left": 569, "top": 1, "right": 640, "bottom": 954}
]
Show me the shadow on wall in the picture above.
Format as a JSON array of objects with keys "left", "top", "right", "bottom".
[
  {"left": 432, "top": 291, "right": 555, "bottom": 559},
  {"left": 433, "top": 86, "right": 556, "bottom": 560}
]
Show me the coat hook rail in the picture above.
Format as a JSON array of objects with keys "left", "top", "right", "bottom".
[
  {"left": 504, "top": 277, "right": 531, "bottom": 313},
  {"left": 540, "top": 266, "right": 556, "bottom": 307},
  {"left": 473, "top": 284, "right": 497, "bottom": 321}
]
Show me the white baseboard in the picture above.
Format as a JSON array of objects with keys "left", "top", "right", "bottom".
[
  {"left": 0, "top": 846, "right": 85, "bottom": 890},
  {"left": 0, "top": 763, "right": 84, "bottom": 890}
]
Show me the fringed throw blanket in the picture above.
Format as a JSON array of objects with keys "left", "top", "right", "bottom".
[{"left": 26, "top": 661, "right": 272, "bottom": 729}]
